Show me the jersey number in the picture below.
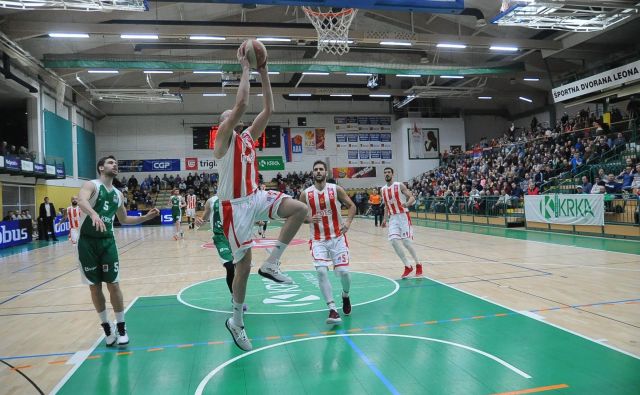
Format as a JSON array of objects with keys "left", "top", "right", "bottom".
[{"left": 103, "top": 201, "right": 109, "bottom": 211}]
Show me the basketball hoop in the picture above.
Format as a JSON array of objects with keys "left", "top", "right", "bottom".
[{"left": 302, "top": 6, "right": 358, "bottom": 56}]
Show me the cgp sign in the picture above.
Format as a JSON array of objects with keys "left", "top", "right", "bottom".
[
  {"left": 258, "top": 156, "right": 285, "bottom": 171},
  {"left": 142, "top": 159, "right": 180, "bottom": 172},
  {"left": 524, "top": 194, "right": 604, "bottom": 226}
]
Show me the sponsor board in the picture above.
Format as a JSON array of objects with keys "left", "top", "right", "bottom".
[
  {"left": 0, "top": 220, "right": 33, "bottom": 249},
  {"left": 524, "top": 194, "right": 604, "bottom": 225}
]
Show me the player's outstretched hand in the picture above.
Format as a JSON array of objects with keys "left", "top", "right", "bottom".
[
  {"left": 237, "top": 46, "right": 250, "bottom": 70},
  {"left": 91, "top": 213, "right": 106, "bottom": 232},
  {"left": 146, "top": 208, "right": 160, "bottom": 219},
  {"left": 195, "top": 217, "right": 205, "bottom": 227}
]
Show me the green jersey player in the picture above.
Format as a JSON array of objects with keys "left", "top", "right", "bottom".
[
  {"left": 170, "top": 188, "right": 186, "bottom": 240},
  {"left": 77, "top": 155, "right": 159, "bottom": 347}
]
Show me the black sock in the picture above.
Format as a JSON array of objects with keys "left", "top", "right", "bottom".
[{"left": 223, "top": 261, "right": 235, "bottom": 294}]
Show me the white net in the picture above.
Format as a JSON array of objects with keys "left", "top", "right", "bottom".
[{"left": 302, "top": 7, "right": 358, "bottom": 56}]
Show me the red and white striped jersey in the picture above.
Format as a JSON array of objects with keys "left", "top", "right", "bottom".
[
  {"left": 66, "top": 206, "right": 82, "bottom": 229},
  {"left": 217, "top": 130, "right": 259, "bottom": 200},
  {"left": 186, "top": 194, "right": 197, "bottom": 209},
  {"left": 381, "top": 182, "right": 408, "bottom": 216},
  {"left": 305, "top": 183, "right": 343, "bottom": 241}
]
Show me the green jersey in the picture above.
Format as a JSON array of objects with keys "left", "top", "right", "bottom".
[
  {"left": 79, "top": 180, "right": 123, "bottom": 239},
  {"left": 208, "top": 196, "right": 224, "bottom": 236},
  {"left": 171, "top": 195, "right": 182, "bottom": 212}
]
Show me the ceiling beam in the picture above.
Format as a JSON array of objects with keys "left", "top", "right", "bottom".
[{"left": 3, "top": 21, "right": 563, "bottom": 50}]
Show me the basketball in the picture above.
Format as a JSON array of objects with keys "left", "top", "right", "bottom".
[{"left": 241, "top": 39, "right": 268, "bottom": 69}]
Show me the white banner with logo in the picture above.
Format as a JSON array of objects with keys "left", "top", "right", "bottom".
[
  {"left": 552, "top": 59, "right": 640, "bottom": 102},
  {"left": 524, "top": 194, "right": 604, "bottom": 226}
]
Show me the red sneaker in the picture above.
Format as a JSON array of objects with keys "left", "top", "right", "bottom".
[
  {"left": 416, "top": 264, "right": 423, "bottom": 277},
  {"left": 342, "top": 295, "right": 351, "bottom": 316},
  {"left": 326, "top": 309, "right": 342, "bottom": 325},
  {"left": 401, "top": 266, "right": 413, "bottom": 278}
]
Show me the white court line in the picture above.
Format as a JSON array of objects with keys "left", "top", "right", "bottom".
[
  {"left": 176, "top": 270, "right": 399, "bottom": 315},
  {"left": 50, "top": 296, "right": 140, "bottom": 395},
  {"left": 421, "top": 274, "right": 640, "bottom": 360},
  {"left": 195, "top": 333, "right": 531, "bottom": 394}
]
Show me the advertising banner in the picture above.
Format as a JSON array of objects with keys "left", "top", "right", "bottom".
[
  {"left": 0, "top": 155, "right": 4, "bottom": 169},
  {"left": 142, "top": 159, "right": 180, "bottom": 172},
  {"left": 332, "top": 167, "right": 377, "bottom": 179},
  {"left": 524, "top": 194, "right": 604, "bottom": 226},
  {"left": 0, "top": 219, "right": 33, "bottom": 249},
  {"left": 46, "top": 165, "right": 56, "bottom": 175},
  {"left": 55, "top": 165, "right": 65, "bottom": 178},
  {"left": 118, "top": 159, "right": 181, "bottom": 172},
  {"left": 552, "top": 60, "right": 640, "bottom": 103},
  {"left": 5, "top": 156, "right": 20, "bottom": 171},
  {"left": 302, "top": 129, "right": 316, "bottom": 155},
  {"left": 408, "top": 124, "right": 439, "bottom": 159},
  {"left": 21, "top": 160, "right": 34, "bottom": 172},
  {"left": 34, "top": 163, "right": 46, "bottom": 174},
  {"left": 290, "top": 130, "right": 303, "bottom": 162},
  {"left": 184, "top": 157, "right": 218, "bottom": 171},
  {"left": 380, "top": 133, "right": 392, "bottom": 148},
  {"left": 315, "top": 128, "right": 326, "bottom": 151},
  {"left": 258, "top": 156, "right": 285, "bottom": 171},
  {"left": 54, "top": 215, "right": 70, "bottom": 237}
]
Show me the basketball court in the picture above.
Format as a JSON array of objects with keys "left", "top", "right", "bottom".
[
  {"left": 1, "top": 219, "right": 639, "bottom": 394},
  {"left": 1, "top": 0, "right": 640, "bottom": 394}
]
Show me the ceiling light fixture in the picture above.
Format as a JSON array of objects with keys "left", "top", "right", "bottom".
[
  {"left": 251, "top": 71, "right": 280, "bottom": 75},
  {"left": 48, "top": 33, "right": 89, "bottom": 38},
  {"left": 330, "top": 94, "right": 352, "bottom": 97},
  {"left": 440, "top": 75, "right": 464, "bottom": 79},
  {"left": 380, "top": 41, "right": 412, "bottom": 46},
  {"left": 193, "top": 70, "right": 223, "bottom": 74},
  {"left": 523, "top": 77, "right": 540, "bottom": 81},
  {"left": 87, "top": 70, "right": 119, "bottom": 74},
  {"left": 121, "top": 34, "right": 159, "bottom": 40},
  {"left": 346, "top": 73, "right": 372, "bottom": 76},
  {"left": 519, "top": 96, "right": 533, "bottom": 103},
  {"left": 189, "top": 35, "right": 225, "bottom": 40},
  {"left": 289, "top": 93, "right": 312, "bottom": 97},
  {"left": 396, "top": 74, "right": 421, "bottom": 78},
  {"left": 302, "top": 72, "right": 329, "bottom": 76},
  {"left": 437, "top": 43, "right": 466, "bottom": 49},
  {"left": 143, "top": 70, "right": 173, "bottom": 74},
  {"left": 370, "top": 94, "right": 391, "bottom": 98},
  {"left": 203, "top": 93, "right": 227, "bottom": 97},
  {"left": 257, "top": 37, "right": 291, "bottom": 42},
  {"left": 478, "top": 96, "right": 493, "bottom": 99},
  {"left": 490, "top": 45, "right": 519, "bottom": 52}
]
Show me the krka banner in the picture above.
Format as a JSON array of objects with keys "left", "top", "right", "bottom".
[{"left": 524, "top": 194, "right": 604, "bottom": 226}]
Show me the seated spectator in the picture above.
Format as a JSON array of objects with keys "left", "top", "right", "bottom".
[
  {"left": 179, "top": 180, "right": 187, "bottom": 193},
  {"left": 581, "top": 176, "right": 593, "bottom": 194},
  {"left": 3, "top": 211, "right": 16, "bottom": 221},
  {"left": 604, "top": 174, "right": 622, "bottom": 194},
  {"left": 526, "top": 180, "right": 540, "bottom": 195},
  {"left": 617, "top": 166, "right": 634, "bottom": 191}
]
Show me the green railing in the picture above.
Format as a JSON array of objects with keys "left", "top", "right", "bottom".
[{"left": 410, "top": 196, "right": 526, "bottom": 226}]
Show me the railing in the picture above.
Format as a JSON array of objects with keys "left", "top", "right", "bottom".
[{"left": 410, "top": 196, "right": 526, "bottom": 226}]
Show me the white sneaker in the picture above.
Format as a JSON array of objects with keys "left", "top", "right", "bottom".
[
  {"left": 116, "top": 322, "right": 129, "bottom": 345},
  {"left": 225, "top": 318, "right": 252, "bottom": 351},
  {"left": 258, "top": 261, "right": 293, "bottom": 284},
  {"left": 101, "top": 322, "right": 117, "bottom": 347}
]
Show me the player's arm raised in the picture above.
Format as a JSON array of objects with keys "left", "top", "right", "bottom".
[
  {"left": 248, "top": 64, "right": 274, "bottom": 141},
  {"left": 77, "top": 181, "right": 106, "bottom": 233},
  {"left": 337, "top": 186, "right": 356, "bottom": 234},
  {"left": 400, "top": 183, "right": 416, "bottom": 208},
  {"left": 213, "top": 47, "right": 251, "bottom": 159}
]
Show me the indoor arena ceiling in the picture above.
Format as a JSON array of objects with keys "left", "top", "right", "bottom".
[{"left": 0, "top": 0, "right": 639, "bottom": 114}]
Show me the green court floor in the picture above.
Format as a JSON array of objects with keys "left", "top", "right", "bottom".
[{"left": 54, "top": 273, "right": 640, "bottom": 395}]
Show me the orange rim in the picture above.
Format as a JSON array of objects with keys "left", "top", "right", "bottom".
[{"left": 302, "top": 6, "right": 355, "bottom": 18}]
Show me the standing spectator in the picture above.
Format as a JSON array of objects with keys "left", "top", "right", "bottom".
[
  {"left": 353, "top": 192, "right": 363, "bottom": 215},
  {"left": 368, "top": 188, "right": 383, "bottom": 227},
  {"left": 39, "top": 196, "right": 58, "bottom": 241},
  {"left": 570, "top": 152, "right": 583, "bottom": 173}
]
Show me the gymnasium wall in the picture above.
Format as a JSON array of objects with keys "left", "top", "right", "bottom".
[
  {"left": 43, "top": 110, "right": 74, "bottom": 176},
  {"left": 34, "top": 184, "right": 83, "bottom": 212}
]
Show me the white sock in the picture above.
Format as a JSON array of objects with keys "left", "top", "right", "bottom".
[
  {"left": 328, "top": 301, "right": 337, "bottom": 311},
  {"left": 232, "top": 300, "right": 244, "bottom": 327},
  {"left": 266, "top": 241, "right": 288, "bottom": 264},
  {"left": 338, "top": 271, "right": 351, "bottom": 295},
  {"left": 391, "top": 239, "right": 410, "bottom": 267},
  {"left": 115, "top": 311, "right": 124, "bottom": 323},
  {"left": 316, "top": 267, "right": 334, "bottom": 304},
  {"left": 98, "top": 309, "right": 108, "bottom": 323},
  {"left": 401, "top": 239, "right": 420, "bottom": 265}
]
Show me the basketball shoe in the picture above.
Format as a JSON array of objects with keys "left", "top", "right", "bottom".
[
  {"left": 326, "top": 309, "right": 342, "bottom": 325},
  {"left": 101, "top": 322, "right": 117, "bottom": 347},
  {"left": 416, "top": 264, "right": 423, "bottom": 277},
  {"left": 225, "top": 318, "right": 252, "bottom": 351},
  {"left": 258, "top": 260, "right": 293, "bottom": 284},
  {"left": 342, "top": 294, "right": 352, "bottom": 316},
  {"left": 116, "top": 322, "right": 129, "bottom": 345},
  {"left": 401, "top": 266, "right": 413, "bottom": 278}
]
